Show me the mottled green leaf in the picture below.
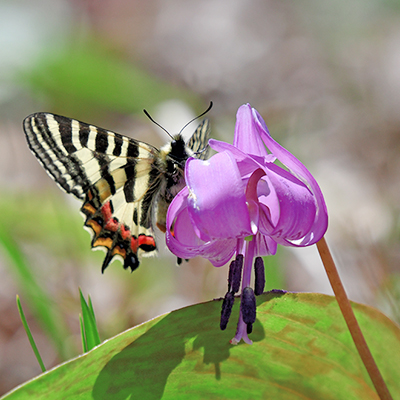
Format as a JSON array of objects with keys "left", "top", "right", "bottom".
[{"left": 2, "top": 292, "right": 399, "bottom": 400}]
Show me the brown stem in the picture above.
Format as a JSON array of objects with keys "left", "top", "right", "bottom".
[{"left": 316, "top": 236, "right": 392, "bottom": 400}]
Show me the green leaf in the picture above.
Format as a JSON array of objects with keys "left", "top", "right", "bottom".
[
  {"left": 2, "top": 292, "right": 399, "bottom": 400},
  {"left": 79, "top": 289, "right": 101, "bottom": 352}
]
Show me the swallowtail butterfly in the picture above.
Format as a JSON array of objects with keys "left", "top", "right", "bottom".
[{"left": 23, "top": 107, "right": 211, "bottom": 273}]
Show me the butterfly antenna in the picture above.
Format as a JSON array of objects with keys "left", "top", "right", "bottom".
[
  {"left": 178, "top": 101, "right": 213, "bottom": 135},
  {"left": 143, "top": 109, "right": 174, "bottom": 140}
]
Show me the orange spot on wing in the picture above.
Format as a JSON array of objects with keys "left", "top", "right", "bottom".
[
  {"left": 82, "top": 203, "right": 96, "bottom": 215},
  {"left": 86, "top": 219, "right": 102, "bottom": 235},
  {"left": 156, "top": 222, "right": 167, "bottom": 233},
  {"left": 112, "top": 246, "right": 126, "bottom": 258},
  {"left": 93, "top": 237, "right": 113, "bottom": 249}
]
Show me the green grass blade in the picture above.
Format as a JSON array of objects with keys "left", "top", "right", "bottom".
[
  {"left": 79, "top": 289, "right": 101, "bottom": 351},
  {"left": 88, "top": 296, "right": 97, "bottom": 325},
  {"left": 16, "top": 295, "right": 46, "bottom": 373},
  {"left": 79, "top": 314, "right": 88, "bottom": 354}
]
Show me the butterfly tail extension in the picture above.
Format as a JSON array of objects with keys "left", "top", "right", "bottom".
[
  {"left": 81, "top": 188, "right": 159, "bottom": 272},
  {"left": 80, "top": 188, "right": 139, "bottom": 272}
]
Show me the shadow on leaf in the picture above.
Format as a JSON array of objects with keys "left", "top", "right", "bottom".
[{"left": 92, "top": 294, "right": 268, "bottom": 399}]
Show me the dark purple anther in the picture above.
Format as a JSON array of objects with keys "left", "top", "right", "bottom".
[
  {"left": 254, "top": 257, "right": 265, "bottom": 295},
  {"left": 232, "top": 254, "right": 243, "bottom": 293},
  {"left": 241, "top": 287, "right": 256, "bottom": 325},
  {"left": 227, "top": 259, "right": 237, "bottom": 292},
  {"left": 228, "top": 255, "right": 243, "bottom": 294},
  {"left": 220, "top": 291, "right": 235, "bottom": 330}
]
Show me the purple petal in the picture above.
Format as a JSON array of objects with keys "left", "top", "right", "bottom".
[
  {"left": 165, "top": 187, "right": 202, "bottom": 258},
  {"left": 209, "top": 139, "right": 275, "bottom": 178},
  {"left": 257, "top": 163, "right": 317, "bottom": 244},
  {"left": 233, "top": 104, "right": 268, "bottom": 156},
  {"left": 208, "top": 139, "right": 259, "bottom": 178},
  {"left": 252, "top": 108, "right": 328, "bottom": 245},
  {"left": 254, "top": 232, "right": 277, "bottom": 256},
  {"left": 165, "top": 187, "right": 236, "bottom": 267},
  {"left": 185, "top": 152, "right": 253, "bottom": 241}
]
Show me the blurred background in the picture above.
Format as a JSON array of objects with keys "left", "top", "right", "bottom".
[{"left": 0, "top": 0, "right": 399, "bottom": 395}]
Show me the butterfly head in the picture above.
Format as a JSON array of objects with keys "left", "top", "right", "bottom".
[
  {"left": 170, "top": 134, "right": 192, "bottom": 163},
  {"left": 143, "top": 102, "right": 212, "bottom": 166},
  {"left": 159, "top": 135, "right": 191, "bottom": 179}
]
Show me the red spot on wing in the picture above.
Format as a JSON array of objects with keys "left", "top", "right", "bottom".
[
  {"left": 101, "top": 201, "right": 113, "bottom": 221},
  {"left": 101, "top": 202, "right": 119, "bottom": 232},
  {"left": 120, "top": 224, "right": 131, "bottom": 240},
  {"left": 138, "top": 234, "right": 156, "bottom": 251},
  {"left": 105, "top": 217, "right": 119, "bottom": 232},
  {"left": 131, "top": 237, "right": 138, "bottom": 253}
]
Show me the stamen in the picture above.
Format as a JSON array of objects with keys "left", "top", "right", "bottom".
[
  {"left": 236, "top": 253, "right": 244, "bottom": 266},
  {"left": 241, "top": 287, "right": 256, "bottom": 326},
  {"left": 254, "top": 257, "right": 265, "bottom": 295},
  {"left": 227, "top": 260, "right": 237, "bottom": 292},
  {"left": 228, "top": 255, "right": 243, "bottom": 293},
  {"left": 220, "top": 291, "right": 235, "bottom": 330},
  {"left": 233, "top": 254, "right": 243, "bottom": 293}
]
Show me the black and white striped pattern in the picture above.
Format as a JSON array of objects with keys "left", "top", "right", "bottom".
[
  {"left": 24, "top": 113, "right": 157, "bottom": 202},
  {"left": 187, "top": 119, "right": 210, "bottom": 160},
  {"left": 23, "top": 111, "right": 210, "bottom": 272}
]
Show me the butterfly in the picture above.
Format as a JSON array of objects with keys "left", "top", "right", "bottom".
[{"left": 23, "top": 105, "right": 211, "bottom": 273}]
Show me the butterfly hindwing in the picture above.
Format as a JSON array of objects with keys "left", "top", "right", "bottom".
[
  {"left": 187, "top": 119, "right": 210, "bottom": 160},
  {"left": 23, "top": 112, "right": 210, "bottom": 272}
]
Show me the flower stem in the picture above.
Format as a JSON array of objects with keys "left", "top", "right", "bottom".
[{"left": 316, "top": 237, "right": 392, "bottom": 400}]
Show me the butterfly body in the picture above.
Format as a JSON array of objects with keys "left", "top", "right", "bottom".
[{"left": 23, "top": 112, "right": 209, "bottom": 272}]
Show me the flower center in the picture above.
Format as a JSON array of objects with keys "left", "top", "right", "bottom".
[{"left": 220, "top": 237, "right": 266, "bottom": 344}]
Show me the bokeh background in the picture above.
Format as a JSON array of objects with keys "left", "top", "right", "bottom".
[{"left": 0, "top": 0, "right": 399, "bottom": 395}]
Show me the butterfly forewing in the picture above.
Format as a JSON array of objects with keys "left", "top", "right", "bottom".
[
  {"left": 24, "top": 113, "right": 158, "bottom": 198},
  {"left": 23, "top": 112, "right": 210, "bottom": 273}
]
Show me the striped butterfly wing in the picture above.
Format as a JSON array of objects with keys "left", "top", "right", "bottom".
[
  {"left": 24, "top": 113, "right": 163, "bottom": 272},
  {"left": 187, "top": 119, "right": 210, "bottom": 160}
]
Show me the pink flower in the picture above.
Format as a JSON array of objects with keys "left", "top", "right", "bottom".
[{"left": 166, "top": 104, "right": 328, "bottom": 344}]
